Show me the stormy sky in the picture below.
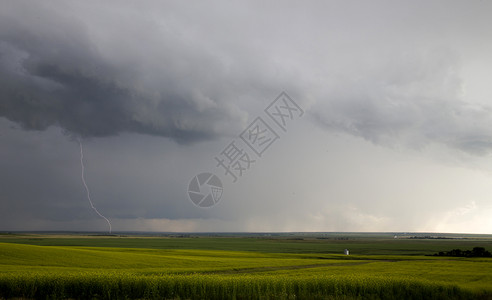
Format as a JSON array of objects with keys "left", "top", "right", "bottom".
[{"left": 1, "top": 0, "right": 492, "bottom": 233}]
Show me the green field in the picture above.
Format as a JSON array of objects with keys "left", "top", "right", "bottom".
[{"left": 1, "top": 233, "right": 492, "bottom": 299}]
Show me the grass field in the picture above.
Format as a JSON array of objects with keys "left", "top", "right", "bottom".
[{"left": 1, "top": 233, "right": 492, "bottom": 299}]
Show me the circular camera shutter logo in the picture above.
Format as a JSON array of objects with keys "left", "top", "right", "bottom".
[{"left": 188, "top": 172, "right": 223, "bottom": 208}]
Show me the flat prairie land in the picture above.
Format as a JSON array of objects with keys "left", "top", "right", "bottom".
[{"left": 0, "top": 232, "right": 491, "bottom": 299}]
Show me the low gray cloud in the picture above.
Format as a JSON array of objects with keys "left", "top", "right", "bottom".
[
  {"left": 0, "top": 1, "right": 250, "bottom": 143},
  {"left": 312, "top": 47, "right": 492, "bottom": 155}
]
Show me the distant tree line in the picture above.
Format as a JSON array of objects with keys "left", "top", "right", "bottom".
[
  {"left": 409, "top": 236, "right": 454, "bottom": 239},
  {"left": 434, "top": 247, "right": 491, "bottom": 257}
]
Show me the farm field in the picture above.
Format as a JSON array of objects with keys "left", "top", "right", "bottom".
[{"left": 1, "top": 233, "right": 492, "bottom": 299}]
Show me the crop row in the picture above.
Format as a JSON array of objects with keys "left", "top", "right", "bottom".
[{"left": 0, "top": 272, "right": 484, "bottom": 300}]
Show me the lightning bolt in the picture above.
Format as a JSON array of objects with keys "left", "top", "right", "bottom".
[{"left": 78, "top": 138, "right": 112, "bottom": 234}]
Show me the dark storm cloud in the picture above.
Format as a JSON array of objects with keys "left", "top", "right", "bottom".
[
  {"left": 2, "top": 0, "right": 492, "bottom": 153},
  {"left": 0, "top": 1, "right": 246, "bottom": 143}
]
